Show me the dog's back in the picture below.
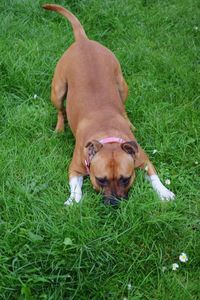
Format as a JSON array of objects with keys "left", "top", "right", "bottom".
[{"left": 43, "top": 4, "right": 125, "bottom": 134}]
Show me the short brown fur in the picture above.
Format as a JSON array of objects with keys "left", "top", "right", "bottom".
[{"left": 43, "top": 4, "right": 157, "bottom": 200}]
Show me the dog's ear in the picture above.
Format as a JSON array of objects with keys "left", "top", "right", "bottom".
[
  {"left": 134, "top": 147, "right": 148, "bottom": 169},
  {"left": 85, "top": 140, "right": 103, "bottom": 161},
  {"left": 122, "top": 141, "right": 149, "bottom": 169},
  {"left": 121, "top": 141, "right": 138, "bottom": 156}
]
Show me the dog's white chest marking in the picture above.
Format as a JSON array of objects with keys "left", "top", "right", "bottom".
[
  {"left": 64, "top": 176, "right": 83, "bottom": 205},
  {"left": 147, "top": 174, "right": 175, "bottom": 201}
]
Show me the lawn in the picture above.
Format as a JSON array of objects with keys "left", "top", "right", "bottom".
[{"left": 0, "top": 0, "right": 200, "bottom": 299}]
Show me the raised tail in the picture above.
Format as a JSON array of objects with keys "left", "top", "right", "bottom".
[{"left": 42, "top": 4, "right": 88, "bottom": 42}]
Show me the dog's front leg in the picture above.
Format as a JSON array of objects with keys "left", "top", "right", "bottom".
[
  {"left": 136, "top": 147, "right": 175, "bottom": 201},
  {"left": 64, "top": 175, "right": 83, "bottom": 205},
  {"left": 145, "top": 161, "right": 175, "bottom": 201},
  {"left": 64, "top": 147, "right": 86, "bottom": 206}
]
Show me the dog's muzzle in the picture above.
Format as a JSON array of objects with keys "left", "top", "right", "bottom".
[{"left": 103, "top": 194, "right": 128, "bottom": 207}]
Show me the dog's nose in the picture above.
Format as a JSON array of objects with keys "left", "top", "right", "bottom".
[
  {"left": 103, "top": 193, "right": 129, "bottom": 206},
  {"left": 103, "top": 195, "right": 120, "bottom": 207}
]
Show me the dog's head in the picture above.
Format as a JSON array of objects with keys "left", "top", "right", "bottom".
[{"left": 85, "top": 140, "right": 144, "bottom": 206}]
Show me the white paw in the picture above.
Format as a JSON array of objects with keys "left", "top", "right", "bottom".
[
  {"left": 64, "top": 192, "right": 82, "bottom": 206},
  {"left": 64, "top": 176, "right": 83, "bottom": 206},
  {"left": 147, "top": 175, "right": 175, "bottom": 202},
  {"left": 158, "top": 187, "right": 175, "bottom": 201},
  {"left": 64, "top": 197, "right": 73, "bottom": 206}
]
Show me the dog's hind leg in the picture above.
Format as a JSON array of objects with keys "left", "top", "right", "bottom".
[
  {"left": 115, "top": 66, "right": 129, "bottom": 104},
  {"left": 115, "top": 63, "right": 136, "bottom": 131},
  {"left": 51, "top": 70, "right": 68, "bottom": 132}
]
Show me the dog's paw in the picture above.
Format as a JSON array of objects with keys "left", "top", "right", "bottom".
[
  {"left": 64, "top": 192, "right": 82, "bottom": 206},
  {"left": 147, "top": 175, "right": 175, "bottom": 202},
  {"left": 158, "top": 187, "right": 175, "bottom": 201},
  {"left": 64, "top": 197, "right": 74, "bottom": 206}
]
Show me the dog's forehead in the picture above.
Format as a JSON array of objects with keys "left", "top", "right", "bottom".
[
  {"left": 92, "top": 147, "right": 134, "bottom": 178},
  {"left": 114, "top": 151, "right": 134, "bottom": 175}
]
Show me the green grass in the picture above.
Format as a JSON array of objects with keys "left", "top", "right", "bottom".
[{"left": 0, "top": 0, "right": 200, "bottom": 299}]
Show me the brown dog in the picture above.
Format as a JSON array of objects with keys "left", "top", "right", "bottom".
[{"left": 43, "top": 4, "right": 175, "bottom": 205}]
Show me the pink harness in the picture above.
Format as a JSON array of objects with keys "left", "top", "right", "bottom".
[{"left": 85, "top": 137, "right": 125, "bottom": 174}]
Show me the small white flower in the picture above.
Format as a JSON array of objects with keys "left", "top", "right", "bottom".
[
  {"left": 172, "top": 263, "right": 179, "bottom": 271},
  {"left": 127, "top": 283, "right": 132, "bottom": 290},
  {"left": 33, "top": 94, "right": 38, "bottom": 99},
  {"left": 162, "top": 266, "right": 167, "bottom": 272},
  {"left": 152, "top": 149, "right": 158, "bottom": 154},
  {"left": 194, "top": 26, "right": 198, "bottom": 30},
  {"left": 179, "top": 252, "right": 188, "bottom": 263},
  {"left": 165, "top": 179, "right": 171, "bottom": 185}
]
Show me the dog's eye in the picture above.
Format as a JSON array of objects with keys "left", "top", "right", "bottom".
[
  {"left": 119, "top": 176, "right": 131, "bottom": 186},
  {"left": 95, "top": 177, "right": 108, "bottom": 187}
]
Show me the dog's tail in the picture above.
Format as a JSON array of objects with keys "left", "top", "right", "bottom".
[{"left": 42, "top": 4, "right": 88, "bottom": 42}]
